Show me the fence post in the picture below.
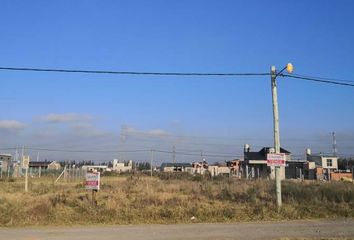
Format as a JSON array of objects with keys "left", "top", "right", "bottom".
[{"left": 25, "top": 168, "right": 28, "bottom": 192}]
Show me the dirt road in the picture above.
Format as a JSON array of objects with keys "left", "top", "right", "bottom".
[{"left": 1, "top": 219, "right": 353, "bottom": 240}]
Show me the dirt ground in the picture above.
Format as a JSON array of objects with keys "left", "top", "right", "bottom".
[{"left": 0, "top": 219, "right": 353, "bottom": 240}]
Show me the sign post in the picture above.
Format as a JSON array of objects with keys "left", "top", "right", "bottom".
[{"left": 85, "top": 172, "right": 100, "bottom": 205}]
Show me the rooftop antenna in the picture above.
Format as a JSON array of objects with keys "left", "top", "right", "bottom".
[{"left": 332, "top": 132, "right": 337, "bottom": 157}]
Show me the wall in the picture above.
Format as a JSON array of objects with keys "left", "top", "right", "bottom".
[
  {"left": 321, "top": 157, "right": 338, "bottom": 169},
  {"left": 331, "top": 172, "right": 352, "bottom": 181}
]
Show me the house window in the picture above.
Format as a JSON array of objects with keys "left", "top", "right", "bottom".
[{"left": 326, "top": 159, "right": 333, "bottom": 167}]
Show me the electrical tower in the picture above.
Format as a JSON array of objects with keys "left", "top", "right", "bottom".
[{"left": 332, "top": 132, "right": 337, "bottom": 157}]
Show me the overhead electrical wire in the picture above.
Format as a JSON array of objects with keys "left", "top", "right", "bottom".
[
  {"left": 0, "top": 147, "right": 149, "bottom": 153},
  {"left": 289, "top": 73, "right": 354, "bottom": 84},
  {"left": 0, "top": 146, "right": 241, "bottom": 158},
  {"left": 0, "top": 66, "right": 269, "bottom": 77},
  {"left": 282, "top": 74, "right": 354, "bottom": 87},
  {"left": 121, "top": 130, "right": 354, "bottom": 142},
  {"left": 153, "top": 149, "right": 241, "bottom": 158},
  {"left": 0, "top": 66, "right": 353, "bottom": 87}
]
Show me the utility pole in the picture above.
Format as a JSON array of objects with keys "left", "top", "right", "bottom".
[
  {"left": 271, "top": 66, "right": 282, "bottom": 208},
  {"left": 172, "top": 145, "right": 176, "bottom": 164},
  {"left": 270, "top": 63, "right": 293, "bottom": 209},
  {"left": 15, "top": 147, "right": 18, "bottom": 163},
  {"left": 150, "top": 149, "right": 154, "bottom": 178},
  {"left": 25, "top": 167, "right": 28, "bottom": 192}
]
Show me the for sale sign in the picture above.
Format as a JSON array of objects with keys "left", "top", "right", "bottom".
[
  {"left": 85, "top": 172, "right": 100, "bottom": 191},
  {"left": 267, "top": 153, "right": 286, "bottom": 167}
]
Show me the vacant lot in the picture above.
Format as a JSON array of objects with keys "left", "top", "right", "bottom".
[{"left": 0, "top": 174, "right": 353, "bottom": 226}]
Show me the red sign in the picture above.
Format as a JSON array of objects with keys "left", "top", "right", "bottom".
[
  {"left": 85, "top": 172, "right": 100, "bottom": 191},
  {"left": 267, "top": 153, "right": 286, "bottom": 167}
]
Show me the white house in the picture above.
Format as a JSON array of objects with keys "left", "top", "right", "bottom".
[
  {"left": 112, "top": 159, "right": 133, "bottom": 173},
  {"left": 82, "top": 165, "right": 108, "bottom": 173},
  {"left": 208, "top": 166, "right": 231, "bottom": 177},
  {"left": 306, "top": 148, "right": 338, "bottom": 170}
]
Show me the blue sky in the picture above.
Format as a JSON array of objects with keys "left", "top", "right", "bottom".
[{"left": 0, "top": 0, "right": 354, "bottom": 163}]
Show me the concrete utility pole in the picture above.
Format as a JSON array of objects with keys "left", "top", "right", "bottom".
[
  {"left": 271, "top": 66, "right": 282, "bottom": 208},
  {"left": 270, "top": 63, "right": 293, "bottom": 208},
  {"left": 25, "top": 167, "right": 28, "bottom": 192},
  {"left": 150, "top": 149, "right": 154, "bottom": 178},
  {"left": 172, "top": 145, "right": 176, "bottom": 164}
]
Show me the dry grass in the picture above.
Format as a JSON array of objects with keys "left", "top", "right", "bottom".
[{"left": 0, "top": 174, "right": 353, "bottom": 227}]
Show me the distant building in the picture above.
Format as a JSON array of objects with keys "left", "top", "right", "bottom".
[
  {"left": 191, "top": 160, "right": 208, "bottom": 174},
  {"left": 0, "top": 154, "right": 12, "bottom": 172},
  {"left": 112, "top": 159, "right": 133, "bottom": 173},
  {"left": 208, "top": 165, "right": 230, "bottom": 177},
  {"left": 82, "top": 165, "right": 108, "bottom": 173},
  {"left": 160, "top": 163, "right": 192, "bottom": 172},
  {"left": 226, "top": 159, "right": 242, "bottom": 177},
  {"left": 306, "top": 148, "right": 338, "bottom": 180},
  {"left": 306, "top": 148, "right": 338, "bottom": 170},
  {"left": 243, "top": 144, "right": 291, "bottom": 180},
  {"left": 285, "top": 159, "right": 307, "bottom": 179},
  {"left": 29, "top": 160, "right": 61, "bottom": 170}
]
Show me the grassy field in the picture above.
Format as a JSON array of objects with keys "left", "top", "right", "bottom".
[{"left": 0, "top": 173, "right": 353, "bottom": 227}]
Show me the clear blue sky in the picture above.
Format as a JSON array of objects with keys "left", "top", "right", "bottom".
[{"left": 0, "top": 0, "right": 354, "bottom": 163}]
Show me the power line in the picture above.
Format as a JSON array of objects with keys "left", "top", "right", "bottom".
[
  {"left": 154, "top": 149, "right": 241, "bottom": 158},
  {"left": 0, "top": 147, "right": 149, "bottom": 153},
  {"left": 1, "top": 66, "right": 354, "bottom": 87},
  {"left": 283, "top": 74, "right": 354, "bottom": 87},
  {"left": 121, "top": 129, "right": 354, "bottom": 142},
  {"left": 1, "top": 146, "right": 241, "bottom": 158},
  {"left": 291, "top": 73, "right": 354, "bottom": 84},
  {"left": 0, "top": 66, "right": 269, "bottom": 77}
]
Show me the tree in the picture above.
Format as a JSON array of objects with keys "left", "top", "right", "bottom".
[{"left": 136, "top": 162, "right": 151, "bottom": 171}]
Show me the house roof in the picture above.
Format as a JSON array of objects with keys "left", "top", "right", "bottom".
[
  {"left": 244, "top": 147, "right": 291, "bottom": 160},
  {"left": 161, "top": 163, "right": 192, "bottom": 168},
  {"left": 29, "top": 161, "right": 51, "bottom": 167},
  {"left": 244, "top": 151, "right": 265, "bottom": 160}
]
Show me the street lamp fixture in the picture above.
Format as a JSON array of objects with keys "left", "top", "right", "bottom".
[{"left": 274, "top": 63, "right": 294, "bottom": 77}]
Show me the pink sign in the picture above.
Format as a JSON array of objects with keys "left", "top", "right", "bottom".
[
  {"left": 267, "top": 153, "right": 286, "bottom": 167},
  {"left": 85, "top": 172, "right": 100, "bottom": 191}
]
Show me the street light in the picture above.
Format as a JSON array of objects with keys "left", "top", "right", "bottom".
[{"left": 271, "top": 63, "right": 293, "bottom": 208}]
